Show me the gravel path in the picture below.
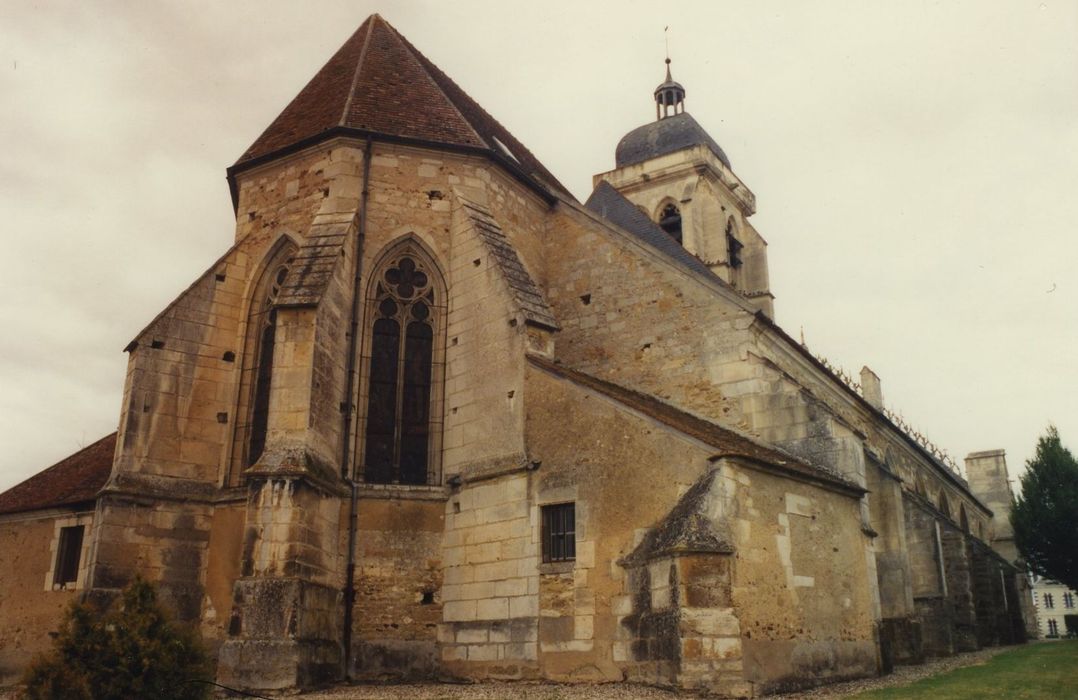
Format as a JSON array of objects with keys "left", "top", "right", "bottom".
[
  {"left": 291, "top": 645, "right": 1019, "bottom": 699},
  {"left": 0, "top": 645, "right": 1023, "bottom": 699}
]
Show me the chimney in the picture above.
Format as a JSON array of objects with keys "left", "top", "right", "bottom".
[
  {"left": 965, "top": 450, "right": 1017, "bottom": 562},
  {"left": 860, "top": 366, "right": 883, "bottom": 409}
]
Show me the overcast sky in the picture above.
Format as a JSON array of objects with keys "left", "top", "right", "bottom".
[{"left": 1, "top": 1, "right": 1075, "bottom": 495}]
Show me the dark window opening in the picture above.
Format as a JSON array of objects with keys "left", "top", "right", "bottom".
[
  {"left": 1045, "top": 593, "right": 1055, "bottom": 609},
  {"left": 658, "top": 203, "right": 682, "bottom": 244},
  {"left": 363, "top": 256, "right": 436, "bottom": 485},
  {"left": 1065, "top": 592, "right": 1074, "bottom": 609},
  {"left": 247, "top": 261, "right": 292, "bottom": 467},
  {"left": 1047, "top": 619, "right": 1059, "bottom": 637},
  {"left": 725, "top": 219, "right": 743, "bottom": 269},
  {"left": 541, "top": 503, "right": 576, "bottom": 563},
  {"left": 54, "top": 525, "right": 85, "bottom": 587}
]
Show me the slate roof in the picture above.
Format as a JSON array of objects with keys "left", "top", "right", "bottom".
[
  {"left": 615, "top": 112, "right": 731, "bottom": 169},
  {"left": 528, "top": 356, "right": 864, "bottom": 496},
  {"left": 584, "top": 181, "right": 719, "bottom": 280},
  {"left": 456, "top": 195, "right": 558, "bottom": 330},
  {"left": 235, "top": 14, "right": 571, "bottom": 199},
  {"left": 0, "top": 433, "right": 115, "bottom": 516}
]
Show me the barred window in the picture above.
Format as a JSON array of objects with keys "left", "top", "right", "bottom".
[{"left": 541, "top": 503, "right": 576, "bottom": 563}]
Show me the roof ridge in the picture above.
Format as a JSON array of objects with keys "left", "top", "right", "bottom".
[
  {"left": 338, "top": 14, "right": 379, "bottom": 127},
  {"left": 378, "top": 19, "right": 485, "bottom": 146}
]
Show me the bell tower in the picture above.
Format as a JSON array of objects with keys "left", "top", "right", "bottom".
[{"left": 592, "top": 59, "right": 774, "bottom": 317}]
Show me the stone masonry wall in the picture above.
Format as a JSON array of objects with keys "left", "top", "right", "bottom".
[
  {"left": 522, "top": 364, "right": 878, "bottom": 693},
  {"left": 350, "top": 494, "right": 445, "bottom": 679},
  {"left": 439, "top": 473, "right": 539, "bottom": 678},
  {"left": 0, "top": 512, "right": 88, "bottom": 685}
]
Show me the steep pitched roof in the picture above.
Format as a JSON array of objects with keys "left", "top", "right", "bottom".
[
  {"left": 235, "top": 14, "right": 571, "bottom": 199},
  {"left": 0, "top": 433, "right": 115, "bottom": 516}
]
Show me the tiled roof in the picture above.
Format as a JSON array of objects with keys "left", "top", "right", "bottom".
[
  {"left": 236, "top": 14, "right": 571, "bottom": 199},
  {"left": 528, "top": 356, "right": 863, "bottom": 496},
  {"left": 0, "top": 433, "right": 115, "bottom": 515},
  {"left": 584, "top": 181, "right": 719, "bottom": 281}
]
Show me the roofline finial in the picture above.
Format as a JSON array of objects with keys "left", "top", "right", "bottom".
[{"left": 664, "top": 26, "right": 672, "bottom": 80}]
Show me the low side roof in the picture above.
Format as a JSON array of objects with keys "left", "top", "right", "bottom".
[
  {"left": 0, "top": 433, "right": 115, "bottom": 515},
  {"left": 527, "top": 356, "right": 863, "bottom": 496}
]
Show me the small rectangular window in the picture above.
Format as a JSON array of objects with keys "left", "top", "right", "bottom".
[
  {"left": 1047, "top": 619, "right": 1059, "bottom": 637},
  {"left": 54, "top": 525, "right": 85, "bottom": 587},
  {"left": 541, "top": 503, "right": 576, "bottom": 564},
  {"left": 1044, "top": 593, "right": 1055, "bottom": 609}
]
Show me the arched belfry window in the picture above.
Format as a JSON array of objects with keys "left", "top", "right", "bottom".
[
  {"left": 360, "top": 246, "right": 445, "bottom": 485},
  {"left": 229, "top": 238, "right": 297, "bottom": 485},
  {"left": 725, "top": 218, "right": 743, "bottom": 269},
  {"left": 658, "top": 202, "right": 682, "bottom": 244}
]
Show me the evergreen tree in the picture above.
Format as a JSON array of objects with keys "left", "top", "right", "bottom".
[
  {"left": 1011, "top": 426, "right": 1078, "bottom": 590},
  {"left": 21, "top": 577, "right": 210, "bottom": 700}
]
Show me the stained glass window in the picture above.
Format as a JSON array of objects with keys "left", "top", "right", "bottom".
[
  {"left": 248, "top": 260, "right": 292, "bottom": 467},
  {"left": 363, "top": 255, "right": 436, "bottom": 485}
]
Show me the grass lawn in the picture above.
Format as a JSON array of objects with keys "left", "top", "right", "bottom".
[{"left": 851, "top": 640, "right": 1078, "bottom": 699}]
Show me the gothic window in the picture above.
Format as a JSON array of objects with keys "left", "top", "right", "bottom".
[
  {"left": 248, "top": 261, "right": 292, "bottom": 466},
  {"left": 725, "top": 218, "right": 743, "bottom": 269},
  {"left": 938, "top": 491, "right": 951, "bottom": 519},
  {"left": 362, "top": 253, "right": 440, "bottom": 485},
  {"left": 230, "top": 238, "right": 297, "bottom": 484},
  {"left": 541, "top": 503, "right": 576, "bottom": 563},
  {"left": 658, "top": 203, "right": 682, "bottom": 244}
]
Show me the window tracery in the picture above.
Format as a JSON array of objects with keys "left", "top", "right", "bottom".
[
  {"left": 229, "top": 238, "right": 297, "bottom": 485},
  {"left": 362, "top": 252, "right": 442, "bottom": 485},
  {"left": 248, "top": 259, "right": 292, "bottom": 467}
]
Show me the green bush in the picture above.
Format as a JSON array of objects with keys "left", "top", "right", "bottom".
[{"left": 21, "top": 577, "right": 211, "bottom": 700}]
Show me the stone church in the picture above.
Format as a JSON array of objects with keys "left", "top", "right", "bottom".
[{"left": 0, "top": 14, "right": 1037, "bottom": 696}]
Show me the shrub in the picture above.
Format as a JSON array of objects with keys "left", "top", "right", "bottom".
[{"left": 21, "top": 577, "right": 210, "bottom": 700}]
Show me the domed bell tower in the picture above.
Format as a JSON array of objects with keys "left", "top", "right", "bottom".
[{"left": 593, "top": 59, "right": 774, "bottom": 318}]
